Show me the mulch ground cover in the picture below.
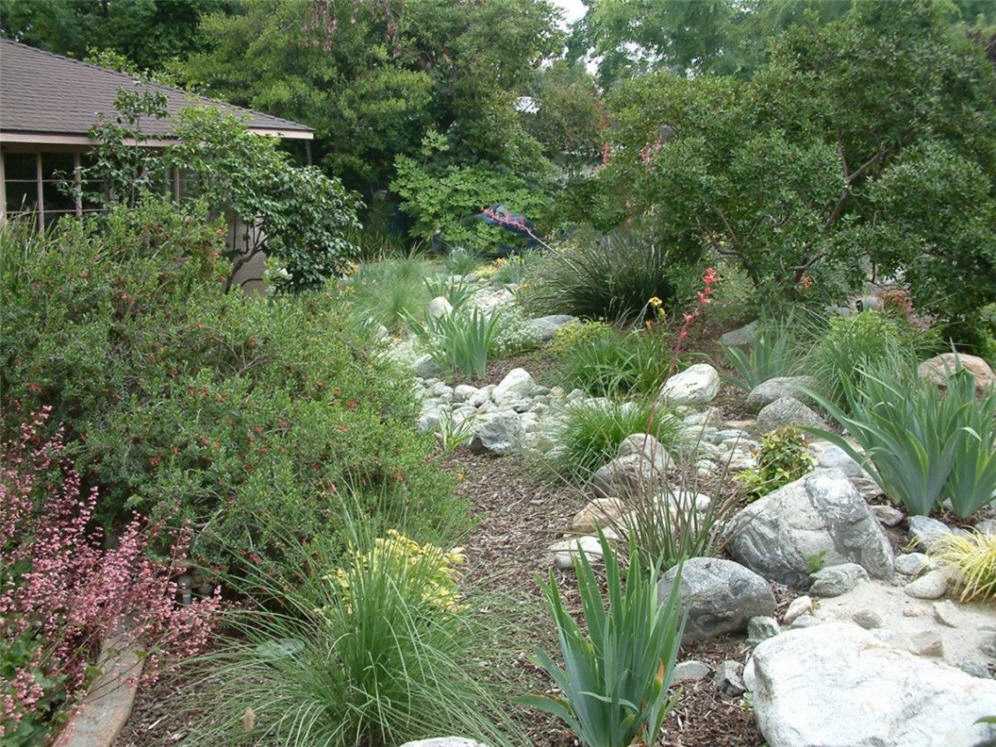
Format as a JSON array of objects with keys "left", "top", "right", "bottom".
[{"left": 119, "top": 330, "right": 769, "bottom": 746}]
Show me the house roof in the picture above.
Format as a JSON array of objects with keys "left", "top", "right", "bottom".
[{"left": 0, "top": 39, "right": 313, "bottom": 145}]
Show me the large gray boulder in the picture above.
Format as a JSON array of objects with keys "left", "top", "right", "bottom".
[
  {"left": 658, "top": 364, "right": 720, "bottom": 406},
  {"left": 468, "top": 412, "right": 523, "bottom": 455},
  {"left": 756, "top": 396, "right": 829, "bottom": 431},
  {"left": 492, "top": 368, "right": 536, "bottom": 405},
  {"left": 746, "top": 376, "right": 817, "bottom": 412},
  {"left": 725, "top": 469, "right": 894, "bottom": 588},
  {"left": 744, "top": 623, "right": 996, "bottom": 747},
  {"left": 659, "top": 557, "right": 776, "bottom": 642},
  {"left": 527, "top": 314, "right": 576, "bottom": 342}
]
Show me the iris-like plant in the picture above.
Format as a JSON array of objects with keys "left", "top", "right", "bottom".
[
  {"left": 521, "top": 531, "right": 686, "bottom": 747},
  {"left": 807, "top": 362, "right": 996, "bottom": 516},
  {"left": 408, "top": 307, "right": 503, "bottom": 378},
  {"left": 721, "top": 316, "right": 800, "bottom": 391}
]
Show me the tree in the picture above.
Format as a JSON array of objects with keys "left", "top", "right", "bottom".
[
  {"left": 180, "top": 0, "right": 562, "bottom": 200},
  {"left": 594, "top": 0, "right": 996, "bottom": 338},
  {"left": 87, "top": 90, "right": 360, "bottom": 293},
  {"left": 0, "top": 0, "right": 230, "bottom": 71}
]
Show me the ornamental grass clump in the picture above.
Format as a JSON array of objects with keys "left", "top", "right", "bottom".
[
  {"left": 184, "top": 525, "right": 521, "bottom": 746},
  {"left": 0, "top": 409, "right": 219, "bottom": 743},
  {"left": 556, "top": 324, "right": 674, "bottom": 398},
  {"left": 928, "top": 531, "right": 996, "bottom": 602},
  {"left": 521, "top": 531, "right": 686, "bottom": 747},
  {"left": 543, "top": 399, "right": 681, "bottom": 485}
]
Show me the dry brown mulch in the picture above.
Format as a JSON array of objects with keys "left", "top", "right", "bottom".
[{"left": 450, "top": 448, "right": 765, "bottom": 747}]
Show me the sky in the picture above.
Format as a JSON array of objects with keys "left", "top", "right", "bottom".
[{"left": 553, "top": 0, "right": 587, "bottom": 26}]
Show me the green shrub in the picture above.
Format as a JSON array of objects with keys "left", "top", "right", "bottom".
[
  {"left": 735, "top": 426, "right": 815, "bottom": 500},
  {"left": 521, "top": 531, "right": 685, "bottom": 747},
  {"left": 556, "top": 324, "right": 673, "bottom": 397},
  {"left": 186, "top": 526, "right": 523, "bottom": 746},
  {"left": 1, "top": 203, "right": 464, "bottom": 574},
  {"left": 801, "top": 310, "right": 934, "bottom": 409},
  {"left": 808, "top": 363, "right": 996, "bottom": 517},
  {"left": 519, "top": 229, "right": 677, "bottom": 323},
  {"left": 721, "top": 316, "right": 801, "bottom": 391},
  {"left": 543, "top": 399, "right": 680, "bottom": 485}
]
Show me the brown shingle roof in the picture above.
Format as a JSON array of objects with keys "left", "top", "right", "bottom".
[{"left": 0, "top": 39, "right": 312, "bottom": 141}]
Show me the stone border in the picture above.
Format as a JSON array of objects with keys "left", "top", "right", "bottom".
[{"left": 54, "top": 633, "right": 144, "bottom": 747}]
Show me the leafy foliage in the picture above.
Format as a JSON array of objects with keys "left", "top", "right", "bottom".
[
  {"left": 807, "top": 363, "right": 996, "bottom": 517},
  {"left": 520, "top": 230, "right": 677, "bottom": 323},
  {"left": 735, "top": 426, "right": 815, "bottom": 501},
  {"left": 167, "top": 107, "right": 361, "bottom": 292},
  {"left": 0, "top": 202, "right": 463, "bottom": 573},
  {"left": 180, "top": 0, "right": 562, "bottom": 197},
  {"left": 521, "top": 531, "right": 685, "bottom": 747},
  {"left": 589, "top": 0, "right": 996, "bottom": 339}
]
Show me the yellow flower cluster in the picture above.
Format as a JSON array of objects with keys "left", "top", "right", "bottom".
[
  {"left": 329, "top": 529, "right": 467, "bottom": 615},
  {"left": 646, "top": 296, "right": 667, "bottom": 322}
]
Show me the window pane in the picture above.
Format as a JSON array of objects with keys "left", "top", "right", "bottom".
[
  {"left": 5, "top": 181, "right": 37, "bottom": 213},
  {"left": 42, "top": 152, "right": 75, "bottom": 179},
  {"left": 3, "top": 153, "right": 36, "bottom": 180},
  {"left": 44, "top": 181, "right": 76, "bottom": 212}
]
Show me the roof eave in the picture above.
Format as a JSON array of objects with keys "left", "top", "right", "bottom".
[{"left": 0, "top": 127, "right": 313, "bottom": 148}]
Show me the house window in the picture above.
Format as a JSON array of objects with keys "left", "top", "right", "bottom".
[{"left": 1, "top": 150, "right": 105, "bottom": 230}]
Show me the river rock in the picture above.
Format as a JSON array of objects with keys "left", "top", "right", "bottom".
[
  {"left": 725, "top": 469, "right": 894, "bottom": 588},
  {"left": 527, "top": 314, "right": 576, "bottom": 342},
  {"left": 493, "top": 368, "right": 536, "bottom": 405},
  {"left": 468, "top": 412, "right": 523, "bottom": 455},
  {"left": 400, "top": 739, "right": 490, "bottom": 747},
  {"left": 756, "top": 397, "right": 830, "bottom": 431},
  {"left": 918, "top": 353, "right": 995, "bottom": 396},
  {"left": 908, "top": 515, "right": 954, "bottom": 551},
  {"left": 589, "top": 433, "right": 672, "bottom": 499},
  {"left": 426, "top": 296, "right": 454, "bottom": 318},
  {"left": 545, "top": 536, "right": 604, "bottom": 569},
  {"left": 744, "top": 622, "right": 996, "bottom": 747},
  {"left": 571, "top": 497, "right": 628, "bottom": 534},
  {"left": 658, "top": 363, "right": 720, "bottom": 406},
  {"left": 809, "top": 563, "right": 870, "bottom": 597},
  {"left": 904, "top": 569, "right": 949, "bottom": 600},
  {"left": 746, "top": 376, "right": 817, "bottom": 411},
  {"left": 659, "top": 557, "right": 775, "bottom": 642}
]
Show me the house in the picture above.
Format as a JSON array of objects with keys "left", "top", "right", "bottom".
[{"left": 0, "top": 39, "right": 314, "bottom": 230}]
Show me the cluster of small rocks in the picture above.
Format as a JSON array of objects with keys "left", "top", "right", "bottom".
[{"left": 395, "top": 305, "right": 996, "bottom": 747}]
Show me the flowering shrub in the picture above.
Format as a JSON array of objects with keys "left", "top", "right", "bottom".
[
  {"left": 328, "top": 530, "right": 466, "bottom": 615},
  {"left": 0, "top": 410, "right": 219, "bottom": 742}
]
